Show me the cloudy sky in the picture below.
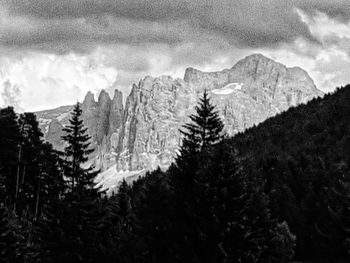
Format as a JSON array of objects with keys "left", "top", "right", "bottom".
[{"left": 0, "top": 0, "right": 350, "bottom": 111}]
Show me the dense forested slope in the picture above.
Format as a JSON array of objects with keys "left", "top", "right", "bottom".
[
  {"left": 130, "top": 85, "right": 350, "bottom": 262},
  {"left": 1, "top": 86, "right": 350, "bottom": 263},
  {"left": 230, "top": 85, "right": 350, "bottom": 261}
]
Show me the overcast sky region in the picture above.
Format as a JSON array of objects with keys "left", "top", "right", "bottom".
[{"left": 0, "top": 0, "right": 350, "bottom": 111}]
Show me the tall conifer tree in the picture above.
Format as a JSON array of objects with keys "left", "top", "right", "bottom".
[
  {"left": 0, "top": 107, "right": 21, "bottom": 206},
  {"left": 17, "top": 113, "right": 44, "bottom": 216},
  {"left": 181, "top": 90, "right": 224, "bottom": 150},
  {"left": 61, "top": 103, "right": 95, "bottom": 194},
  {"left": 169, "top": 91, "right": 225, "bottom": 262},
  {"left": 175, "top": 90, "right": 224, "bottom": 189},
  {"left": 60, "top": 103, "right": 102, "bottom": 262}
]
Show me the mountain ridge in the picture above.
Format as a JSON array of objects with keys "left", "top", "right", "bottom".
[{"left": 35, "top": 53, "right": 323, "bottom": 192}]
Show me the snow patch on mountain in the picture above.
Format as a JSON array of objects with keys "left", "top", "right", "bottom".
[
  {"left": 211, "top": 83, "right": 243, "bottom": 95},
  {"left": 94, "top": 165, "right": 144, "bottom": 194}
]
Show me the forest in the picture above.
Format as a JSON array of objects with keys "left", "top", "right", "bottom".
[{"left": 1, "top": 86, "right": 350, "bottom": 263}]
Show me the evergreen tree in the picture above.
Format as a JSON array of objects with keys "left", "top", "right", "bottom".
[
  {"left": 0, "top": 171, "right": 26, "bottom": 263},
  {"left": 59, "top": 103, "right": 102, "bottom": 262},
  {"left": 0, "top": 205, "right": 10, "bottom": 262},
  {"left": 305, "top": 163, "right": 350, "bottom": 261},
  {"left": 0, "top": 169, "right": 16, "bottom": 263},
  {"left": 16, "top": 113, "right": 46, "bottom": 217},
  {"left": 174, "top": 90, "right": 224, "bottom": 201},
  {"left": 15, "top": 116, "right": 65, "bottom": 263},
  {"left": 133, "top": 169, "right": 176, "bottom": 263},
  {"left": 167, "top": 91, "right": 225, "bottom": 262},
  {"left": 33, "top": 143, "right": 66, "bottom": 262},
  {"left": 61, "top": 103, "right": 95, "bottom": 193},
  {"left": 115, "top": 179, "right": 133, "bottom": 234},
  {"left": 34, "top": 201, "right": 64, "bottom": 263},
  {"left": 37, "top": 142, "right": 65, "bottom": 216},
  {"left": 0, "top": 107, "right": 21, "bottom": 207},
  {"left": 0, "top": 207, "right": 22, "bottom": 263},
  {"left": 0, "top": 108, "right": 65, "bottom": 262},
  {"left": 197, "top": 141, "right": 296, "bottom": 263},
  {"left": 97, "top": 180, "right": 137, "bottom": 263},
  {"left": 181, "top": 90, "right": 224, "bottom": 150},
  {"left": 266, "top": 221, "right": 296, "bottom": 263}
]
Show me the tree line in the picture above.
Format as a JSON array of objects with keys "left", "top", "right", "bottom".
[{"left": 1, "top": 87, "right": 350, "bottom": 262}]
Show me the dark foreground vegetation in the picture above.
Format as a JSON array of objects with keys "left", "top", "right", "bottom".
[{"left": 1, "top": 86, "right": 350, "bottom": 262}]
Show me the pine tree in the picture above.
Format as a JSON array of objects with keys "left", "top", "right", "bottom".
[
  {"left": 167, "top": 91, "right": 225, "bottom": 262},
  {"left": 0, "top": 108, "right": 66, "bottom": 262},
  {"left": 34, "top": 201, "right": 64, "bottom": 263},
  {"left": 0, "top": 206, "right": 20, "bottom": 263},
  {"left": 37, "top": 142, "right": 65, "bottom": 216},
  {"left": 61, "top": 103, "right": 95, "bottom": 193},
  {"left": 133, "top": 169, "right": 176, "bottom": 263},
  {"left": 33, "top": 142, "right": 66, "bottom": 262},
  {"left": 174, "top": 90, "right": 224, "bottom": 197},
  {"left": 115, "top": 179, "right": 133, "bottom": 234},
  {"left": 0, "top": 172, "right": 24, "bottom": 263},
  {"left": 16, "top": 113, "right": 46, "bottom": 217},
  {"left": 59, "top": 103, "right": 102, "bottom": 262},
  {"left": 200, "top": 141, "right": 295, "bottom": 263},
  {"left": 102, "top": 179, "right": 138, "bottom": 262},
  {"left": 0, "top": 169, "right": 15, "bottom": 263},
  {"left": 0, "top": 107, "right": 21, "bottom": 207},
  {"left": 306, "top": 164, "right": 350, "bottom": 261},
  {"left": 181, "top": 90, "right": 224, "bottom": 150},
  {"left": 266, "top": 221, "right": 296, "bottom": 263}
]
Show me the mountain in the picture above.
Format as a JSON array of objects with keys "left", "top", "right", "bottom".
[
  {"left": 35, "top": 54, "right": 323, "bottom": 192},
  {"left": 225, "top": 85, "right": 350, "bottom": 260},
  {"left": 36, "top": 105, "right": 74, "bottom": 150}
]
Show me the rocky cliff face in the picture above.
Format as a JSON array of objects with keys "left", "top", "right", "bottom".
[{"left": 36, "top": 54, "right": 323, "bottom": 190}]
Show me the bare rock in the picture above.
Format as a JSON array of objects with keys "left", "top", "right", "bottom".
[{"left": 36, "top": 54, "right": 323, "bottom": 190}]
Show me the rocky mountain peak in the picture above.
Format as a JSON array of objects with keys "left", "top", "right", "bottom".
[
  {"left": 183, "top": 67, "right": 202, "bottom": 83},
  {"left": 112, "top": 89, "right": 123, "bottom": 104},
  {"left": 36, "top": 54, "right": 324, "bottom": 192},
  {"left": 236, "top": 53, "right": 275, "bottom": 65},
  {"left": 232, "top": 54, "right": 319, "bottom": 93},
  {"left": 109, "top": 89, "right": 124, "bottom": 139},
  {"left": 231, "top": 53, "right": 287, "bottom": 78},
  {"left": 183, "top": 54, "right": 278, "bottom": 85},
  {"left": 82, "top": 91, "right": 96, "bottom": 108},
  {"left": 288, "top": 66, "right": 315, "bottom": 83},
  {"left": 98, "top": 89, "right": 111, "bottom": 105}
]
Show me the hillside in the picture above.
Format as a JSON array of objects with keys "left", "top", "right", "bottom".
[
  {"left": 228, "top": 85, "right": 350, "bottom": 261},
  {"left": 117, "top": 84, "right": 350, "bottom": 263}
]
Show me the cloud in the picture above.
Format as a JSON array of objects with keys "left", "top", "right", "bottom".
[
  {"left": 1, "top": 1, "right": 350, "bottom": 112},
  {"left": 1, "top": 80, "right": 22, "bottom": 111},
  {"left": 254, "top": 9, "right": 350, "bottom": 93},
  {"left": 2, "top": 0, "right": 345, "bottom": 53},
  {"left": 0, "top": 40, "right": 248, "bottom": 112},
  {"left": 0, "top": 49, "right": 118, "bottom": 111},
  {"left": 296, "top": 0, "right": 350, "bottom": 22}
]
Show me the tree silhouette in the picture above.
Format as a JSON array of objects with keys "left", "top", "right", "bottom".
[
  {"left": 181, "top": 90, "right": 224, "bottom": 150},
  {"left": 0, "top": 107, "right": 21, "bottom": 207},
  {"left": 61, "top": 103, "right": 95, "bottom": 193},
  {"left": 60, "top": 103, "right": 102, "bottom": 262}
]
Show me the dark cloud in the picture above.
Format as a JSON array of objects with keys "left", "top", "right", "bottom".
[
  {"left": 2, "top": 0, "right": 349, "bottom": 54},
  {"left": 296, "top": 0, "right": 350, "bottom": 22},
  {"left": 0, "top": 15, "right": 196, "bottom": 54},
  {"left": 1, "top": 0, "right": 349, "bottom": 111},
  {"left": 4, "top": 0, "right": 192, "bottom": 20}
]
